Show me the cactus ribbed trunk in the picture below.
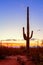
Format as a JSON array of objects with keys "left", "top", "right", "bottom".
[
  {"left": 23, "top": 7, "right": 33, "bottom": 53},
  {"left": 26, "top": 7, "right": 29, "bottom": 50}
]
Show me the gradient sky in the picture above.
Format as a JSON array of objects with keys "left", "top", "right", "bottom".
[{"left": 0, "top": 0, "right": 43, "bottom": 40}]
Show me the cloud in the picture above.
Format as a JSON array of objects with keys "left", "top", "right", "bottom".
[{"left": 31, "top": 38, "right": 36, "bottom": 40}]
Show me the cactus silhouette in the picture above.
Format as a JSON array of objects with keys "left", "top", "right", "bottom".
[{"left": 23, "top": 7, "right": 33, "bottom": 51}]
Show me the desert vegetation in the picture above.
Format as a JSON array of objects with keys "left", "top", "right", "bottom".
[{"left": 0, "top": 46, "right": 43, "bottom": 65}]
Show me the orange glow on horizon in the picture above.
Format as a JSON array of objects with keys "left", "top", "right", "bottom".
[{"left": 0, "top": 40, "right": 43, "bottom": 47}]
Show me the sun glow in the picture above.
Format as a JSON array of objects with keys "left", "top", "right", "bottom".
[{"left": 0, "top": 39, "right": 42, "bottom": 47}]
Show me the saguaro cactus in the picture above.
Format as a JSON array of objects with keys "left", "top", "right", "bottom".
[{"left": 23, "top": 7, "right": 33, "bottom": 51}]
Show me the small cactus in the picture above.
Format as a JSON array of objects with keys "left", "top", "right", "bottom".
[{"left": 23, "top": 7, "right": 33, "bottom": 51}]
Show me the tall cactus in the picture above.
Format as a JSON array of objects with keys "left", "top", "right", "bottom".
[{"left": 23, "top": 7, "right": 33, "bottom": 51}]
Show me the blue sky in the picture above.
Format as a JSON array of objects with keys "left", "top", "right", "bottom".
[{"left": 0, "top": 0, "right": 43, "bottom": 40}]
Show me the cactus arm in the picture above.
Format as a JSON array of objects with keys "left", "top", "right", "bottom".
[
  {"left": 29, "top": 31, "right": 33, "bottom": 39},
  {"left": 23, "top": 27, "right": 27, "bottom": 40}
]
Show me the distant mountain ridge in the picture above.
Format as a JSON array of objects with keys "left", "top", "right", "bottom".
[{"left": 0, "top": 39, "right": 16, "bottom": 41}]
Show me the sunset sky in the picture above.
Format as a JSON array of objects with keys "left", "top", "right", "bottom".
[{"left": 0, "top": 0, "right": 43, "bottom": 40}]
